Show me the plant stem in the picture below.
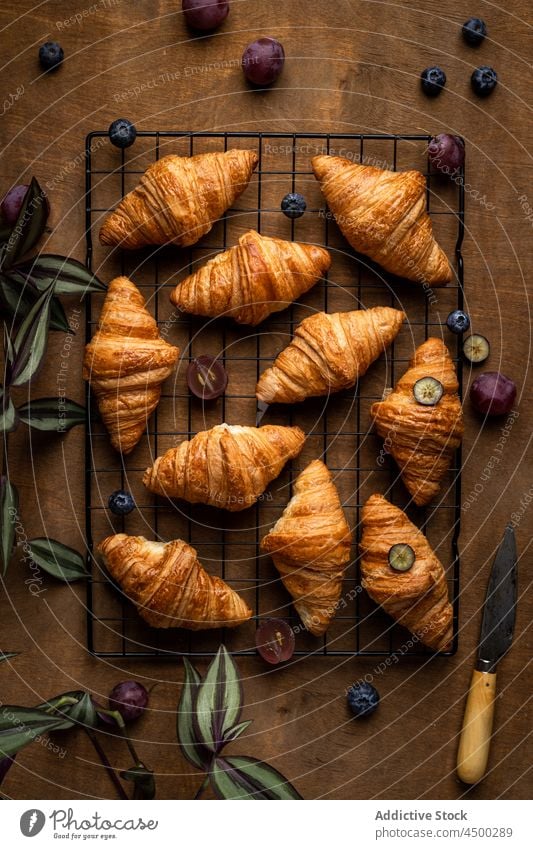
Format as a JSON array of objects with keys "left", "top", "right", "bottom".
[
  {"left": 100, "top": 708, "right": 142, "bottom": 766},
  {"left": 85, "top": 729, "right": 128, "bottom": 800},
  {"left": 194, "top": 774, "right": 210, "bottom": 800}
]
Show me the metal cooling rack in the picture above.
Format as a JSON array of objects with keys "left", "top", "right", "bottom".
[{"left": 85, "top": 131, "right": 464, "bottom": 659}]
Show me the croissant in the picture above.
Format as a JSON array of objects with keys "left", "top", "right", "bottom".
[
  {"left": 98, "top": 534, "right": 252, "bottom": 629},
  {"left": 83, "top": 276, "right": 179, "bottom": 454},
  {"left": 261, "top": 460, "right": 353, "bottom": 636},
  {"left": 371, "top": 338, "right": 463, "bottom": 506},
  {"left": 312, "top": 155, "right": 452, "bottom": 286},
  {"left": 360, "top": 494, "right": 453, "bottom": 651},
  {"left": 99, "top": 149, "right": 258, "bottom": 249},
  {"left": 169, "top": 230, "right": 331, "bottom": 326},
  {"left": 256, "top": 307, "right": 405, "bottom": 404},
  {"left": 143, "top": 423, "right": 305, "bottom": 511}
]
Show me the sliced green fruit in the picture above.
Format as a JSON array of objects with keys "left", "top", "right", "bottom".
[
  {"left": 463, "top": 334, "right": 490, "bottom": 365},
  {"left": 388, "top": 543, "right": 415, "bottom": 572},
  {"left": 413, "top": 376, "right": 444, "bottom": 406}
]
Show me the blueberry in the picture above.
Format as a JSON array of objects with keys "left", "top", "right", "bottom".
[
  {"left": 347, "top": 681, "right": 380, "bottom": 718},
  {"left": 462, "top": 17, "right": 487, "bottom": 47},
  {"left": 420, "top": 66, "right": 446, "bottom": 97},
  {"left": 446, "top": 310, "right": 471, "bottom": 334},
  {"left": 108, "top": 118, "right": 137, "bottom": 149},
  {"left": 471, "top": 66, "right": 498, "bottom": 98},
  {"left": 108, "top": 490, "right": 135, "bottom": 515},
  {"left": 281, "top": 192, "right": 307, "bottom": 219},
  {"left": 38, "top": 42, "right": 64, "bottom": 72}
]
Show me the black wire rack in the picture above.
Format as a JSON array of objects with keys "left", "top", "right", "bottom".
[{"left": 84, "top": 131, "right": 464, "bottom": 659}]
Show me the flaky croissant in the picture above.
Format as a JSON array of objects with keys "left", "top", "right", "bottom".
[
  {"left": 261, "top": 460, "right": 353, "bottom": 636},
  {"left": 312, "top": 155, "right": 452, "bottom": 286},
  {"left": 143, "top": 423, "right": 305, "bottom": 511},
  {"left": 360, "top": 494, "right": 453, "bottom": 651},
  {"left": 99, "top": 534, "right": 252, "bottom": 629},
  {"left": 169, "top": 230, "right": 331, "bottom": 326},
  {"left": 99, "top": 149, "right": 258, "bottom": 249},
  {"left": 83, "top": 276, "right": 179, "bottom": 454},
  {"left": 371, "top": 338, "right": 463, "bottom": 506},
  {"left": 256, "top": 307, "right": 405, "bottom": 404}
]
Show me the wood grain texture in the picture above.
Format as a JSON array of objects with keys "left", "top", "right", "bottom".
[
  {"left": 457, "top": 669, "right": 497, "bottom": 785},
  {"left": 0, "top": 0, "right": 531, "bottom": 800}
]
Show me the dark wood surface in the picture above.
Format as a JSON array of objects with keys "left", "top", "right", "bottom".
[{"left": 0, "top": 0, "right": 531, "bottom": 800}]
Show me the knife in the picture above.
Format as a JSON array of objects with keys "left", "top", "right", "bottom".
[{"left": 457, "top": 524, "right": 518, "bottom": 784}]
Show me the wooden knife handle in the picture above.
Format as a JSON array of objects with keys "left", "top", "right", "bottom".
[{"left": 457, "top": 669, "right": 497, "bottom": 784}]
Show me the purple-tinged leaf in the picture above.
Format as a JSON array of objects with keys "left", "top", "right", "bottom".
[
  {"left": 120, "top": 764, "right": 156, "bottom": 799},
  {"left": 0, "top": 392, "right": 18, "bottom": 433},
  {"left": 0, "top": 707, "right": 74, "bottom": 759},
  {"left": 17, "top": 397, "right": 85, "bottom": 432},
  {"left": 194, "top": 645, "right": 243, "bottom": 754},
  {"left": 0, "top": 476, "right": 18, "bottom": 575},
  {"left": 0, "top": 755, "right": 15, "bottom": 788},
  {"left": 12, "top": 255, "right": 106, "bottom": 295},
  {"left": 210, "top": 756, "right": 302, "bottom": 800},
  {"left": 27, "top": 538, "right": 88, "bottom": 582},
  {"left": 10, "top": 284, "right": 54, "bottom": 387},
  {"left": 177, "top": 657, "right": 211, "bottom": 770},
  {"left": 1, "top": 177, "right": 49, "bottom": 269},
  {"left": 0, "top": 274, "right": 68, "bottom": 332},
  {"left": 222, "top": 719, "right": 252, "bottom": 744}
]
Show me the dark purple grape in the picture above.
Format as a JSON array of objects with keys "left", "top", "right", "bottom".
[
  {"left": 255, "top": 619, "right": 295, "bottom": 664},
  {"left": 242, "top": 37, "right": 285, "bottom": 86},
  {"left": 1, "top": 184, "right": 29, "bottom": 226},
  {"left": 108, "top": 681, "right": 149, "bottom": 722},
  {"left": 182, "top": 0, "right": 229, "bottom": 31},
  {"left": 470, "top": 372, "right": 516, "bottom": 417},
  {"left": 187, "top": 356, "right": 228, "bottom": 400},
  {"left": 428, "top": 134, "right": 465, "bottom": 174}
]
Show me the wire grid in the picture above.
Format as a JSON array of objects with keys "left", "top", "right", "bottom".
[{"left": 85, "top": 131, "right": 464, "bottom": 659}]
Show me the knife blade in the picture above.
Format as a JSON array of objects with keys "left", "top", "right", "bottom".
[{"left": 457, "top": 525, "right": 518, "bottom": 785}]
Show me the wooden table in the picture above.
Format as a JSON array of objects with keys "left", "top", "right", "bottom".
[{"left": 0, "top": 0, "right": 531, "bottom": 800}]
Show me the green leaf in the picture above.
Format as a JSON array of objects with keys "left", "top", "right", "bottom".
[
  {"left": 3, "top": 323, "right": 15, "bottom": 370},
  {"left": 0, "top": 652, "right": 18, "bottom": 662},
  {"left": 27, "top": 538, "right": 88, "bottom": 582},
  {"left": 222, "top": 719, "right": 252, "bottom": 743},
  {"left": 177, "top": 657, "right": 209, "bottom": 770},
  {"left": 0, "top": 275, "right": 70, "bottom": 333},
  {"left": 12, "top": 255, "right": 106, "bottom": 295},
  {"left": 120, "top": 765, "right": 156, "bottom": 800},
  {"left": 0, "top": 707, "right": 74, "bottom": 759},
  {"left": 210, "top": 756, "right": 302, "bottom": 800},
  {"left": 1, "top": 178, "right": 49, "bottom": 269},
  {"left": 60, "top": 692, "right": 98, "bottom": 728},
  {"left": 0, "top": 392, "right": 18, "bottom": 433},
  {"left": 17, "top": 397, "right": 85, "bottom": 432},
  {"left": 10, "top": 284, "right": 54, "bottom": 387},
  {"left": 0, "top": 476, "right": 18, "bottom": 575},
  {"left": 195, "top": 645, "right": 243, "bottom": 753}
]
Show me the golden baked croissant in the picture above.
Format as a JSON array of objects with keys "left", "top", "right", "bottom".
[
  {"left": 143, "top": 423, "right": 305, "bottom": 511},
  {"left": 83, "top": 276, "right": 179, "bottom": 454},
  {"left": 261, "top": 460, "right": 353, "bottom": 636},
  {"left": 256, "top": 307, "right": 405, "bottom": 404},
  {"left": 371, "top": 338, "right": 463, "bottom": 506},
  {"left": 99, "top": 534, "right": 252, "bottom": 629},
  {"left": 312, "top": 155, "right": 452, "bottom": 286},
  {"left": 360, "top": 494, "right": 453, "bottom": 651},
  {"left": 99, "top": 149, "right": 258, "bottom": 249},
  {"left": 169, "top": 230, "right": 331, "bottom": 326}
]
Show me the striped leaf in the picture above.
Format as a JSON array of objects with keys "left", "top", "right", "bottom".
[
  {"left": 194, "top": 645, "right": 243, "bottom": 753},
  {"left": 17, "top": 397, "right": 85, "bottom": 432},
  {"left": 0, "top": 275, "right": 70, "bottom": 333},
  {"left": 10, "top": 284, "right": 54, "bottom": 387},
  {"left": 0, "top": 476, "right": 18, "bottom": 575},
  {"left": 210, "top": 756, "right": 302, "bottom": 800},
  {"left": 0, "top": 392, "right": 18, "bottom": 433},
  {"left": 27, "top": 538, "right": 88, "bottom": 582},
  {"left": 1, "top": 178, "right": 48, "bottom": 269},
  {"left": 12, "top": 255, "right": 106, "bottom": 295},
  {"left": 177, "top": 657, "right": 210, "bottom": 770}
]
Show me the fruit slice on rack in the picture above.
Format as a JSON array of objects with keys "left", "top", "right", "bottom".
[
  {"left": 371, "top": 338, "right": 463, "bottom": 506},
  {"left": 360, "top": 494, "right": 453, "bottom": 652},
  {"left": 463, "top": 334, "right": 490, "bottom": 364},
  {"left": 260, "top": 460, "right": 353, "bottom": 637},
  {"left": 98, "top": 534, "right": 252, "bottom": 629}
]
